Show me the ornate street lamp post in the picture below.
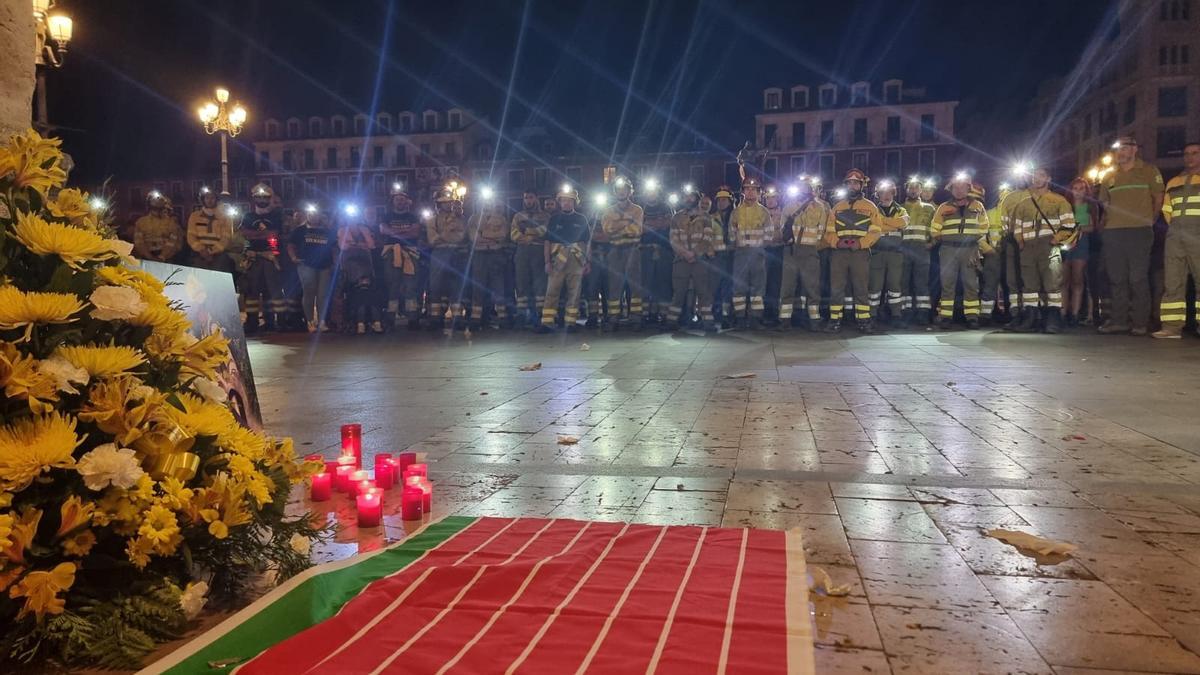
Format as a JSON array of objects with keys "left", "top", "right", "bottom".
[
  {"left": 197, "top": 87, "right": 247, "bottom": 196},
  {"left": 32, "top": 0, "right": 74, "bottom": 130}
]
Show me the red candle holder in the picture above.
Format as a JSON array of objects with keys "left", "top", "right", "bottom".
[
  {"left": 374, "top": 454, "right": 394, "bottom": 489},
  {"left": 341, "top": 424, "right": 363, "bottom": 467},
  {"left": 406, "top": 463, "right": 428, "bottom": 478},
  {"left": 324, "top": 459, "right": 339, "bottom": 476},
  {"left": 401, "top": 487, "right": 423, "bottom": 521},
  {"left": 335, "top": 464, "right": 355, "bottom": 493},
  {"left": 356, "top": 488, "right": 383, "bottom": 528},
  {"left": 398, "top": 452, "right": 416, "bottom": 472},
  {"left": 310, "top": 472, "right": 332, "bottom": 502},
  {"left": 349, "top": 470, "right": 370, "bottom": 496}
]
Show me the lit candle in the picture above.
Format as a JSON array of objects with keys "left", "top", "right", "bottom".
[
  {"left": 401, "top": 486, "right": 424, "bottom": 521},
  {"left": 341, "top": 424, "right": 363, "bottom": 467},
  {"left": 349, "top": 470, "right": 370, "bottom": 496},
  {"left": 335, "top": 465, "right": 355, "bottom": 493},
  {"left": 374, "top": 454, "right": 394, "bottom": 489},
  {"left": 356, "top": 488, "right": 383, "bottom": 528},
  {"left": 405, "top": 463, "right": 428, "bottom": 479},
  {"left": 398, "top": 452, "right": 416, "bottom": 472},
  {"left": 324, "top": 460, "right": 338, "bottom": 476},
  {"left": 310, "top": 471, "right": 332, "bottom": 501},
  {"left": 419, "top": 478, "right": 432, "bottom": 512}
]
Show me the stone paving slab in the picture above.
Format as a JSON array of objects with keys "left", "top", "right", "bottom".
[{"left": 260, "top": 328, "right": 1200, "bottom": 673}]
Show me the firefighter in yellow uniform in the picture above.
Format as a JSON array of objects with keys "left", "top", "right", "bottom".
[
  {"left": 186, "top": 186, "right": 234, "bottom": 272},
  {"left": 869, "top": 180, "right": 909, "bottom": 327},
  {"left": 823, "top": 169, "right": 882, "bottom": 333},
  {"left": 730, "top": 177, "right": 773, "bottom": 329},
  {"left": 710, "top": 187, "right": 736, "bottom": 327},
  {"left": 900, "top": 177, "right": 936, "bottom": 325},
  {"left": 425, "top": 184, "right": 469, "bottom": 330},
  {"left": 780, "top": 178, "right": 829, "bottom": 331},
  {"left": 640, "top": 183, "right": 675, "bottom": 325},
  {"left": 511, "top": 190, "right": 549, "bottom": 327},
  {"left": 762, "top": 185, "right": 787, "bottom": 326},
  {"left": 1154, "top": 141, "right": 1200, "bottom": 339},
  {"left": 1006, "top": 166, "right": 1076, "bottom": 333},
  {"left": 469, "top": 194, "right": 512, "bottom": 328},
  {"left": 134, "top": 191, "right": 184, "bottom": 262},
  {"left": 537, "top": 185, "right": 592, "bottom": 333},
  {"left": 596, "top": 176, "right": 644, "bottom": 330},
  {"left": 932, "top": 174, "right": 989, "bottom": 329},
  {"left": 981, "top": 182, "right": 1011, "bottom": 324},
  {"left": 667, "top": 187, "right": 716, "bottom": 331}
]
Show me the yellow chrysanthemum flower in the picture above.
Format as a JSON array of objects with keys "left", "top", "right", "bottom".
[
  {"left": 0, "top": 129, "right": 67, "bottom": 195},
  {"left": 12, "top": 211, "right": 117, "bottom": 270},
  {"left": 164, "top": 393, "right": 237, "bottom": 439},
  {"left": 95, "top": 265, "right": 166, "bottom": 295},
  {"left": 157, "top": 477, "right": 194, "bottom": 510},
  {"left": 131, "top": 300, "right": 191, "bottom": 339},
  {"left": 219, "top": 425, "right": 269, "bottom": 462},
  {"left": 46, "top": 188, "right": 93, "bottom": 223},
  {"left": 53, "top": 344, "right": 146, "bottom": 378},
  {"left": 9, "top": 562, "right": 76, "bottom": 620},
  {"left": 0, "top": 413, "right": 82, "bottom": 492},
  {"left": 0, "top": 285, "right": 84, "bottom": 341},
  {"left": 61, "top": 530, "right": 96, "bottom": 557},
  {"left": 138, "top": 504, "right": 179, "bottom": 547}
]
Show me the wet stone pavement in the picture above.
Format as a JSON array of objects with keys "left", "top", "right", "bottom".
[{"left": 259, "top": 327, "right": 1200, "bottom": 674}]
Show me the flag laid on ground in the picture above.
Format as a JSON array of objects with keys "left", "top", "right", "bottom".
[{"left": 143, "top": 516, "right": 813, "bottom": 674}]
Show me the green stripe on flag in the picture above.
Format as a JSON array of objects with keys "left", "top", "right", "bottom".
[{"left": 148, "top": 516, "right": 478, "bottom": 675}]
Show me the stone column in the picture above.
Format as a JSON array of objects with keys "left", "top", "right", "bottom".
[{"left": 0, "top": 0, "right": 35, "bottom": 136}]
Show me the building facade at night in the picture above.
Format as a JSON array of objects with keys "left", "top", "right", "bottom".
[
  {"left": 1031, "top": 0, "right": 1200, "bottom": 176},
  {"left": 752, "top": 79, "right": 960, "bottom": 185}
]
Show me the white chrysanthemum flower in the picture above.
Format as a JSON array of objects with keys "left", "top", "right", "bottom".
[
  {"left": 192, "top": 377, "right": 227, "bottom": 404},
  {"left": 289, "top": 533, "right": 312, "bottom": 557},
  {"left": 179, "top": 581, "right": 209, "bottom": 620},
  {"left": 37, "top": 354, "right": 89, "bottom": 394},
  {"left": 131, "top": 384, "right": 157, "bottom": 402},
  {"left": 89, "top": 285, "right": 148, "bottom": 321},
  {"left": 106, "top": 238, "right": 134, "bottom": 258},
  {"left": 75, "top": 443, "right": 145, "bottom": 491}
]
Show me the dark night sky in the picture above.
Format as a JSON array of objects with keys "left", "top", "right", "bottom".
[{"left": 49, "top": 0, "right": 1118, "bottom": 183}]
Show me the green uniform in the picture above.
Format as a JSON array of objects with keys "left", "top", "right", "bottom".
[
  {"left": 900, "top": 198, "right": 935, "bottom": 320},
  {"left": 869, "top": 201, "right": 908, "bottom": 320},
  {"left": 599, "top": 201, "right": 644, "bottom": 323},
  {"left": 469, "top": 210, "right": 511, "bottom": 323},
  {"left": 781, "top": 199, "right": 829, "bottom": 323},
  {"left": 824, "top": 197, "right": 882, "bottom": 324},
  {"left": 667, "top": 206, "right": 716, "bottom": 327},
  {"left": 1099, "top": 159, "right": 1165, "bottom": 330},
  {"left": 511, "top": 207, "right": 549, "bottom": 323},
  {"left": 1007, "top": 189, "right": 1075, "bottom": 311}
]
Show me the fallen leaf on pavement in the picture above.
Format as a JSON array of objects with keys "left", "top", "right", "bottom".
[
  {"left": 809, "top": 566, "right": 851, "bottom": 597},
  {"left": 556, "top": 435, "right": 579, "bottom": 445},
  {"left": 985, "top": 528, "right": 1077, "bottom": 560},
  {"left": 518, "top": 362, "right": 542, "bottom": 371},
  {"left": 722, "top": 372, "right": 757, "bottom": 379}
]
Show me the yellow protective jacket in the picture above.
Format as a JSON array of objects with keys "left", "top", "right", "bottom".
[
  {"left": 510, "top": 208, "right": 548, "bottom": 245},
  {"left": 931, "top": 199, "right": 988, "bottom": 248},
  {"left": 134, "top": 213, "right": 183, "bottom": 261},
  {"left": 1006, "top": 189, "right": 1076, "bottom": 243},
  {"left": 730, "top": 202, "right": 772, "bottom": 248},
  {"left": 1164, "top": 172, "right": 1200, "bottom": 226},
  {"left": 669, "top": 207, "right": 716, "bottom": 258},
  {"left": 186, "top": 208, "right": 233, "bottom": 257},
  {"left": 901, "top": 198, "right": 936, "bottom": 245},
  {"left": 427, "top": 211, "right": 467, "bottom": 248},
  {"left": 824, "top": 198, "right": 883, "bottom": 249},
  {"left": 600, "top": 201, "right": 644, "bottom": 246},
  {"left": 874, "top": 200, "right": 909, "bottom": 250},
  {"left": 786, "top": 199, "right": 830, "bottom": 247},
  {"left": 470, "top": 211, "right": 511, "bottom": 250}
]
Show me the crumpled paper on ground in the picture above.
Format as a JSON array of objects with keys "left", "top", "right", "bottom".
[
  {"left": 985, "top": 528, "right": 1078, "bottom": 559},
  {"left": 722, "top": 372, "right": 757, "bottom": 379},
  {"left": 580, "top": 343, "right": 591, "bottom": 351},
  {"left": 809, "top": 566, "right": 851, "bottom": 597},
  {"left": 556, "top": 435, "right": 579, "bottom": 445},
  {"left": 518, "top": 362, "right": 542, "bottom": 371}
]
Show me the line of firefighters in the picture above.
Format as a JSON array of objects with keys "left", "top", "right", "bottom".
[{"left": 158, "top": 135, "right": 1198, "bottom": 338}]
